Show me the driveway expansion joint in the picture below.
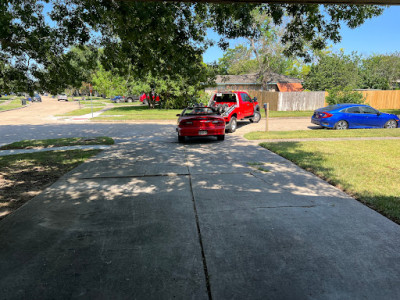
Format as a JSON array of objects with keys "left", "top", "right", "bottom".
[
  {"left": 185, "top": 147, "right": 213, "bottom": 300},
  {"left": 188, "top": 173, "right": 213, "bottom": 300},
  {"left": 209, "top": 205, "right": 318, "bottom": 213}
]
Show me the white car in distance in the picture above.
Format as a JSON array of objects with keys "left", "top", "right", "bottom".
[{"left": 57, "top": 94, "right": 68, "bottom": 101}]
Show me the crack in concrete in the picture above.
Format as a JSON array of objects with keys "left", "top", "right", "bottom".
[
  {"left": 185, "top": 147, "right": 213, "bottom": 300},
  {"left": 205, "top": 205, "right": 317, "bottom": 214},
  {"left": 76, "top": 171, "right": 252, "bottom": 180}
]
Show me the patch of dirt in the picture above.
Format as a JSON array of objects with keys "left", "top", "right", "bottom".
[
  {"left": 0, "top": 167, "right": 57, "bottom": 219},
  {"left": 0, "top": 95, "right": 81, "bottom": 125},
  {"left": 0, "top": 149, "right": 101, "bottom": 221}
]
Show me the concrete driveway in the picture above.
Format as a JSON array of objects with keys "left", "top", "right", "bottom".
[{"left": 1, "top": 124, "right": 400, "bottom": 299}]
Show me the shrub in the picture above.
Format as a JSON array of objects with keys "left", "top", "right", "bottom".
[{"left": 326, "top": 87, "right": 365, "bottom": 105}]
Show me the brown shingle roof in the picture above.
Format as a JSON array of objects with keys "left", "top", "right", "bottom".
[
  {"left": 262, "top": 72, "right": 302, "bottom": 84},
  {"left": 215, "top": 73, "right": 259, "bottom": 84},
  {"left": 215, "top": 72, "right": 301, "bottom": 85}
]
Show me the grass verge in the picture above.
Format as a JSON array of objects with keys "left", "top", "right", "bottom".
[
  {"left": 260, "top": 140, "right": 400, "bottom": 223},
  {"left": 245, "top": 128, "right": 400, "bottom": 140},
  {"left": 89, "top": 105, "right": 400, "bottom": 121},
  {"left": 0, "top": 96, "right": 14, "bottom": 101},
  {"left": 0, "top": 137, "right": 114, "bottom": 150},
  {"left": 381, "top": 109, "right": 400, "bottom": 115},
  {"left": 93, "top": 105, "right": 182, "bottom": 121},
  {"left": 0, "top": 149, "right": 102, "bottom": 220},
  {"left": 0, "top": 98, "right": 24, "bottom": 111},
  {"left": 57, "top": 107, "right": 105, "bottom": 116}
]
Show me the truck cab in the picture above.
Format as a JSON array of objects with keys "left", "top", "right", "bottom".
[{"left": 209, "top": 91, "right": 261, "bottom": 133}]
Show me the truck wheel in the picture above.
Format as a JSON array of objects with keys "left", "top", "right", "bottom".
[
  {"left": 127, "top": 97, "right": 133, "bottom": 103},
  {"left": 178, "top": 135, "right": 185, "bottom": 143},
  {"left": 249, "top": 111, "right": 261, "bottom": 123},
  {"left": 227, "top": 116, "right": 237, "bottom": 133},
  {"left": 143, "top": 99, "right": 148, "bottom": 105}
]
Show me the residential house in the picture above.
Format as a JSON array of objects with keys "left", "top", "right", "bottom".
[{"left": 205, "top": 72, "right": 303, "bottom": 94}]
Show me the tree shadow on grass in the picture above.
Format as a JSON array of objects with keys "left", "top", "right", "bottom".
[{"left": 260, "top": 141, "right": 400, "bottom": 224}]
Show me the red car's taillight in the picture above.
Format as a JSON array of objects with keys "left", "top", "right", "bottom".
[
  {"left": 212, "top": 120, "right": 224, "bottom": 125},
  {"left": 321, "top": 112, "right": 333, "bottom": 118}
]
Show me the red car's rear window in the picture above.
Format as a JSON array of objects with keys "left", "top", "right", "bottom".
[{"left": 183, "top": 107, "right": 215, "bottom": 116}]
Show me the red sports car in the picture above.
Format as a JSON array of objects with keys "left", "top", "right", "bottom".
[{"left": 176, "top": 107, "right": 226, "bottom": 142}]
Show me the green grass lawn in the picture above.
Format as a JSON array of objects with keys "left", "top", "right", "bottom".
[
  {"left": 381, "top": 109, "right": 400, "bottom": 115},
  {"left": 77, "top": 100, "right": 107, "bottom": 106},
  {"left": 112, "top": 101, "right": 142, "bottom": 106},
  {"left": 0, "top": 137, "right": 114, "bottom": 150},
  {"left": 87, "top": 105, "right": 400, "bottom": 122},
  {"left": 245, "top": 128, "right": 400, "bottom": 140},
  {"left": 0, "top": 149, "right": 101, "bottom": 220},
  {"left": 57, "top": 107, "right": 105, "bottom": 116},
  {"left": 260, "top": 140, "right": 400, "bottom": 223},
  {"left": 0, "top": 96, "right": 14, "bottom": 101},
  {"left": 93, "top": 105, "right": 182, "bottom": 121},
  {"left": 0, "top": 98, "right": 25, "bottom": 111}
]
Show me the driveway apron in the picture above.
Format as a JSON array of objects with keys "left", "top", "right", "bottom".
[{"left": 1, "top": 125, "right": 400, "bottom": 299}]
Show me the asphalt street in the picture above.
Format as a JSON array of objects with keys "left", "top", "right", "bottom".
[{"left": 1, "top": 123, "right": 400, "bottom": 299}]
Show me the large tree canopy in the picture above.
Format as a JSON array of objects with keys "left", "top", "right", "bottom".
[{"left": 0, "top": 1, "right": 384, "bottom": 93}]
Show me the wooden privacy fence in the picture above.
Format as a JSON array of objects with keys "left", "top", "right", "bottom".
[
  {"left": 361, "top": 90, "right": 400, "bottom": 109},
  {"left": 249, "top": 90, "right": 325, "bottom": 111},
  {"left": 247, "top": 90, "right": 400, "bottom": 111}
]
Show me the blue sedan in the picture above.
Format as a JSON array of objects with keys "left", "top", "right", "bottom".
[
  {"left": 311, "top": 104, "right": 399, "bottom": 130},
  {"left": 111, "top": 95, "right": 123, "bottom": 103}
]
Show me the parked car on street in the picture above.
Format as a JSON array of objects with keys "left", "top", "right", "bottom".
[
  {"left": 32, "top": 94, "right": 42, "bottom": 102},
  {"left": 58, "top": 94, "right": 68, "bottom": 101},
  {"left": 111, "top": 95, "right": 140, "bottom": 103},
  {"left": 140, "top": 93, "right": 160, "bottom": 105},
  {"left": 111, "top": 95, "right": 124, "bottom": 103},
  {"left": 176, "top": 106, "right": 226, "bottom": 142},
  {"left": 311, "top": 103, "right": 399, "bottom": 129}
]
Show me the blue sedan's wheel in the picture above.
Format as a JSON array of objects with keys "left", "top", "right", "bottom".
[
  {"left": 384, "top": 119, "right": 397, "bottom": 129},
  {"left": 334, "top": 120, "right": 348, "bottom": 130}
]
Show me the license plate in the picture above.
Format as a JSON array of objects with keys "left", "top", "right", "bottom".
[{"left": 198, "top": 130, "right": 207, "bottom": 135}]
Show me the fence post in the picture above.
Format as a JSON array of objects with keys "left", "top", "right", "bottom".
[{"left": 263, "top": 103, "right": 269, "bottom": 132}]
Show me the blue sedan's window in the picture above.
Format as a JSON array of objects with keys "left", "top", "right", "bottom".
[
  {"left": 324, "top": 105, "right": 342, "bottom": 111},
  {"left": 345, "top": 107, "right": 361, "bottom": 114},
  {"left": 361, "top": 106, "right": 378, "bottom": 114}
]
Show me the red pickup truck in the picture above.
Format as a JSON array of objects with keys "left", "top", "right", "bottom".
[{"left": 208, "top": 91, "right": 261, "bottom": 133}]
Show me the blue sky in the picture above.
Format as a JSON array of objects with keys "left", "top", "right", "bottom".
[{"left": 202, "top": 5, "right": 400, "bottom": 63}]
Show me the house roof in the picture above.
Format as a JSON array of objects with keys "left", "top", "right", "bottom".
[
  {"left": 261, "top": 72, "right": 302, "bottom": 84},
  {"left": 277, "top": 83, "right": 304, "bottom": 92},
  {"left": 215, "top": 73, "right": 259, "bottom": 85},
  {"left": 215, "top": 72, "right": 302, "bottom": 85}
]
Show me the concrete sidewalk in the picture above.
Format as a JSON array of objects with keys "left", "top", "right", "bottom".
[{"left": 1, "top": 133, "right": 400, "bottom": 299}]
